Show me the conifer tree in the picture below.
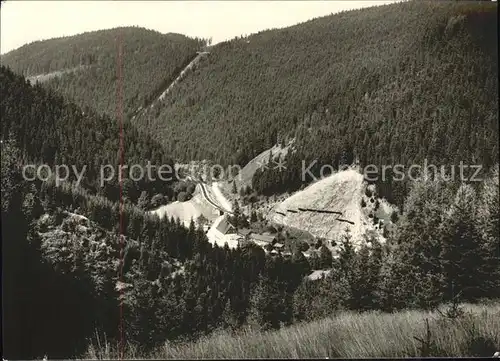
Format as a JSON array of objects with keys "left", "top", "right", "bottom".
[
  {"left": 137, "top": 191, "right": 150, "bottom": 210},
  {"left": 390, "top": 179, "right": 453, "bottom": 308},
  {"left": 477, "top": 165, "right": 500, "bottom": 297},
  {"left": 440, "top": 184, "right": 488, "bottom": 301},
  {"left": 292, "top": 248, "right": 311, "bottom": 279},
  {"left": 220, "top": 298, "right": 239, "bottom": 331},
  {"left": 319, "top": 245, "right": 333, "bottom": 269},
  {"left": 247, "top": 274, "right": 281, "bottom": 331},
  {"left": 250, "top": 210, "right": 258, "bottom": 223}
]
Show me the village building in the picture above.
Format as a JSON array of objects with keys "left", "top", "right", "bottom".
[
  {"left": 249, "top": 233, "right": 276, "bottom": 244},
  {"left": 237, "top": 228, "right": 253, "bottom": 240},
  {"left": 215, "top": 216, "right": 236, "bottom": 235},
  {"left": 273, "top": 242, "right": 284, "bottom": 250},
  {"left": 249, "top": 233, "right": 276, "bottom": 248},
  {"left": 206, "top": 215, "right": 241, "bottom": 249}
]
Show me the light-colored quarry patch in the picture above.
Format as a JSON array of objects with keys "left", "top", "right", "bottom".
[
  {"left": 150, "top": 184, "right": 219, "bottom": 227},
  {"left": 269, "top": 169, "right": 373, "bottom": 247}
]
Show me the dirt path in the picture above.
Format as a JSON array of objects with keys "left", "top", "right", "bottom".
[
  {"left": 199, "top": 181, "right": 233, "bottom": 214},
  {"left": 131, "top": 51, "right": 210, "bottom": 120},
  {"left": 156, "top": 51, "right": 209, "bottom": 102},
  {"left": 211, "top": 182, "right": 233, "bottom": 213}
]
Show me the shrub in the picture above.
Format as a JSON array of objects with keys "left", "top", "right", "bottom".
[
  {"left": 297, "top": 240, "right": 310, "bottom": 252},
  {"left": 186, "top": 183, "right": 196, "bottom": 196},
  {"left": 177, "top": 192, "right": 189, "bottom": 202},
  {"left": 150, "top": 193, "right": 167, "bottom": 208}
]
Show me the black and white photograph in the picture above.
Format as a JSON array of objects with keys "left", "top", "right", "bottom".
[{"left": 1, "top": 0, "right": 499, "bottom": 359}]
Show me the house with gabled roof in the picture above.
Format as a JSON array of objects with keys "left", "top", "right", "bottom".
[
  {"left": 206, "top": 215, "right": 240, "bottom": 249},
  {"left": 215, "top": 216, "right": 236, "bottom": 235},
  {"left": 250, "top": 233, "right": 276, "bottom": 244},
  {"left": 238, "top": 228, "right": 253, "bottom": 239}
]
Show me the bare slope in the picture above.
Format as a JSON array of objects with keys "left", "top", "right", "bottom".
[
  {"left": 150, "top": 184, "right": 220, "bottom": 227},
  {"left": 235, "top": 140, "right": 294, "bottom": 189},
  {"left": 218, "top": 140, "right": 294, "bottom": 206},
  {"left": 157, "top": 52, "right": 210, "bottom": 102},
  {"left": 269, "top": 168, "right": 396, "bottom": 246}
]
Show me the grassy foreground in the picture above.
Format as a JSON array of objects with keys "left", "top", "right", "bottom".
[{"left": 84, "top": 302, "right": 500, "bottom": 359}]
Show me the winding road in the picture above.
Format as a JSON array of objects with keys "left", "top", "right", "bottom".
[{"left": 197, "top": 180, "right": 233, "bottom": 215}]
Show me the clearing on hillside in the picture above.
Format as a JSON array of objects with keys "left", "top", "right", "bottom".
[
  {"left": 220, "top": 140, "right": 294, "bottom": 201},
  {"left": 269, "top": 168, "right": 395, "bottom": 247},
  {"left": 150, "top": 184, "right": 220, "bottom": 227}
]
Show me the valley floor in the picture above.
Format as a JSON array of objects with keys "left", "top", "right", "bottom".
[{"left": 85, "top": 302, "right": 500, "bottom": 359}]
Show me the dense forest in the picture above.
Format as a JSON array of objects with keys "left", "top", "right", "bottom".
[
  {"left": 3, "top": 3, "right": 497, "bottom": 208},
  {"left": 131, "top": 1, "right": 496, "bottom": 206},
  {"left": 0, "top": 65, "right": 186, "bottom": 204},
  {"left": 0, "top": 27, "right": 207, "bottom": 118},
  {"left": 1, "top": 0, "right": 499, "bottom": 359},
  {"left": 2, "top": 137, "right": 499, "bottom": 359}
]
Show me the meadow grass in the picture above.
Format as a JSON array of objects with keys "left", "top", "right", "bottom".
[{"left": 83, "top": 302, "right": 500, "bottom": 359}]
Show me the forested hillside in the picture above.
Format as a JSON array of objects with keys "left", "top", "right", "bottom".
[
  {"left": 2, "top": 1, "right": 499, "bottom": 359},
  {"left": 133, "top": 1, "right": 498, "bottom": 205},
  {"left": 0, "top": 65, "right": 177, "bottom": 203},
  {"left": 3, "top": 136, "right": 499, "bottom": 359},
  {"left": 1, "top": 139, "right": 311, "bottom": 358},
  {"left": 0, "top": 27, "right": 206, "bottom": 118}
]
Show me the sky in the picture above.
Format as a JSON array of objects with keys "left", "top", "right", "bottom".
[{"left": 1, "top": 1, "right": 398, "bottom": 54}]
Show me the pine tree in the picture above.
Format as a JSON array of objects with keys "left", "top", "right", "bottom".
[
  {"left": 338, "top": 229, "right": 355, "bottom": 278},
  {"left": 137, "top": 190, "right": 149, "bottom": 210},
  {"left": 247, "top": 274, "right": 281, "bottom": 331},
  {"left": 308, "top": 251, "right": 321, "bottom": 270},
  {"left": 220, "top": 298, "right": 239, "bottom": 331},
  {"left": 291, "top": 249, "right": 311, "bottom": 279},
  {"left": 250, "top": 210, "right": 258, "bottom": 223},
  {"left": 366, "top": 237, "right": 383, "bottom": 309},
  {"left": 319, "top": 245, "right": 333, "bottom": 269},
  {"left": 376, "top": 246, "right": 407, "bottom": 311},
  {"left": 335, "top": 229, "right": 359, "bottom": 309},
  {"left": 440, "top": 184, "right": 488, "bottom": 301},
  {"left": 391, "top": 179, "right": 453, "bottom": 308},
  {"left": 477, "top": 165, "right": 500, "bottom": 297},
  {"left": 230, "top": 200, "right": 241, "bottom": 230},
  {"left": 197, "top": 214, "right": 208, "bottom": 229}
]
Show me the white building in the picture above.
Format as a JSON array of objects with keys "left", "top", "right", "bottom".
[{"left": 206, "top": 215, "right": 242, "bottom": 249}]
